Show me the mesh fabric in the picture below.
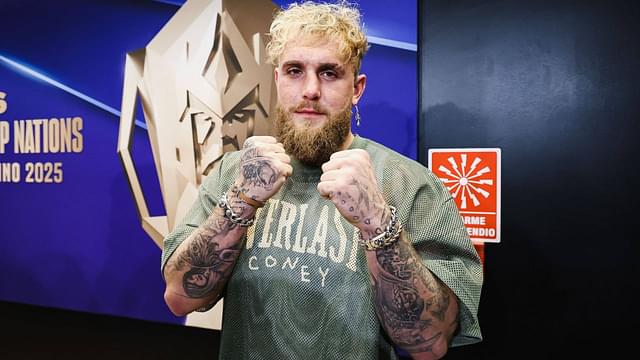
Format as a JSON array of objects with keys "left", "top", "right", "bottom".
[{"left": 162, "top": 135, "right": 483, "bottom": 359}]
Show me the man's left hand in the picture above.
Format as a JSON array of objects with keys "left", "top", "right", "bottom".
[{"left": 318, "top": 149, "right": 389, "bottom": 239}]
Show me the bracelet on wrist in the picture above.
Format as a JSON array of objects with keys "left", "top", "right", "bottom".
[
  {"left": 218, "top": 192, "right": 255, "bottom": 227},
  {"left": 357, "top": 206, "right": 403, "bottom": 251}
]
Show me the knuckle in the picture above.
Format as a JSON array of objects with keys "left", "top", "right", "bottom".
[
  {"left": 344, "top": 167, "right": 355, "bottom": 178},
  {"left": 243, "top": 137, "right": 256, "bottom": 148}
]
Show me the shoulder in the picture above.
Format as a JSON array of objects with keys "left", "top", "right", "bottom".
[
  {"left": 358, "top": 137, "right": 450, "bottom": 202},
  {"left": 200, "top": 150, "right": 242, "bottom": 194},
  {"left": 219, "top": 150, "right": 242, "bottom": 174},
  {"left": 358, "top": 137, "right": 424, "bottom": 174}
]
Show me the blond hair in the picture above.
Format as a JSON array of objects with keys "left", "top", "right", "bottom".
[{"left": 266, "top": 1, "right": 369, "bottom": 74}]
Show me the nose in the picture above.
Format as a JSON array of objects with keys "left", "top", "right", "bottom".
[{"left": 302, "top": 74, "right": 320, "bottom": 101}]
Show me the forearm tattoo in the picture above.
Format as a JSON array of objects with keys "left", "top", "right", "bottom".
[
  {"left": 372, "top": 236, "right": 452, "bottom": 353},
  {"left": 171, "top": 216, "right": 241, "bottom": 299}
]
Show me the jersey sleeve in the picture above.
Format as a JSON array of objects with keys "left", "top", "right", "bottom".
[
  {"left": 414, "top": 192, "right": 483, "bottom": 347},
  {"left": 160, "top": 156, "right": 226, "bottom": 277},
  {"left": 381, "top": 155, "right": 483, "bottom": 347}
]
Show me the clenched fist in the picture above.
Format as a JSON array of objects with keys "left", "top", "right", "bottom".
[
  {"left": 232, "top": 136, "right": 292, "bottom": 207},
  {"left": 317, "top": 149, "right": 390, "bottom": 239}
]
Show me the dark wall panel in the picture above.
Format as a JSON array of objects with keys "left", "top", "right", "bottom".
[{"left": 420, "top": 1, "right": 639, "bottom": 358}]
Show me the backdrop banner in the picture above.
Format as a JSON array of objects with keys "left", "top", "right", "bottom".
[{"left": 0, "top": 0, "right": 417, "bottom": 328}]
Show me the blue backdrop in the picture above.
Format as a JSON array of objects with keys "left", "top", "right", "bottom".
[{"left": 0, "top": 0, "right": 416, "bottom": 325}]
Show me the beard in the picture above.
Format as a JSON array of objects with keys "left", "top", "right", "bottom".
[{"left": 275, "top": 101, "right": 351, "bottom": 167}]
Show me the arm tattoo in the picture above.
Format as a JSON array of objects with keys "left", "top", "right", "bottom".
[
  {"left": 372, "top": 237, "right": 451, "bottom": 353},
  {"left": 172, "top": 216, "right": 241, "bottom": 299}
]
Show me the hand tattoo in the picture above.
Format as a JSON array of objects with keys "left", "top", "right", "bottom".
[{"left": 241, "top": 159, "right": 276, "bottom": 190}]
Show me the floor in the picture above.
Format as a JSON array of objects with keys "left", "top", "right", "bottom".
[
  {"left": 0, "top": 300, "right": 220, "bottom": 359},
  {"left": 0, "top": 300, "right": 480, "bottom": 359}
]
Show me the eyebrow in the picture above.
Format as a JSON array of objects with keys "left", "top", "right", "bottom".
[
  {"left": 281, "top": 61, "right": 345, "bottom": 73},
  {"left": 281, "top": 60, "right": 302, "bottom": 68},
  {"left": 318, "top": 63, "right": 344, "bottom": 74}
]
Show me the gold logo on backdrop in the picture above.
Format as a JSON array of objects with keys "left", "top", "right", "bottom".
[
  {"left": 0, "top": 91, "right": 7, "bottom": 114},
  {"left": 118, "top": 0, "right": 277, "bottom": 246}
]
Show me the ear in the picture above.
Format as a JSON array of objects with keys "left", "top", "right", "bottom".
[
  {"left": 274, "top": 67, "right": 280, "bottom": 83},
  {"left": 352, "top": 73, "right": 366, "bottom": 105}
]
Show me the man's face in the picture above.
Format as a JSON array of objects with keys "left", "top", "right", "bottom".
[{"left": 274, "top": 37, "right": 366, "bottom": 165}]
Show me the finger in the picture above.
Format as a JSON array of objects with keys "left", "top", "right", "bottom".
[
  {"left": 330, "top": 148, "right": 369, "bottom": 161},
  {"left": 319, "top": 169, "right": 341, "bottom": 182},
  {"left": 244, "top": 143, "right": 287, "bottom": 158},
  {"left": 316, "top": 182, "right": 336, "bottom": 199},
  {"left": 272, "top": 175, "right": 289, "bottom": 190},
  {"left": 250, "top": 135, "right": 277, "bottom": 143},
  {"left": 280, "top": 163, "right": 293, "bottom": 177},
  {"left": 329, "top": 149, "right": 363, "bottom": 161},
  {"left": 273, "top": 143, "right": 287, "bottom": 154},
  {"left": 258, "top": 143, "right": 288, "bottom": 154},
  {"left": 272, "top": 152, "right": 291, "bottom": 164},
  {"left": 329, "top": 149, "right": 352, "bottom": 160},
  {"left": 322, "top": 157, "right": 350, "bottom": 172},
  {"left": 243, "top": 136, "right": 277, "bottom": 148},
  {"left": 269, "top": 161, "right": 293, "bottom": 178},
  {"left": 255, "top": 143, "right": 286, "bottom": 155}
]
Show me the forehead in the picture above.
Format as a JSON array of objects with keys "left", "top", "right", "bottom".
[{"left": 279, "top": 37, "right": 347, "bottom": 67}]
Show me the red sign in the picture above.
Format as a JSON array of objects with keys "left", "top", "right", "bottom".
[{"left": 428, "top": 148, "right": 501, "bottom": 243}]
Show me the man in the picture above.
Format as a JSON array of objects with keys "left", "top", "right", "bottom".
[{"left": 162, "top": 1, "right": 482, "bottom": 359}]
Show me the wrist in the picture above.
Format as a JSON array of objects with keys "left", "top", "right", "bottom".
[
  {"left": 230, "top": 183, "right": 264, "bottom": 210},
  {"left": 357, "top": 205, "right": 403, "bottom": 251},
  {"left": 230, "top": 181, "right": 267, "bottom": 208},
  {"left": 357, "top": 206, "right": 391, "bottom": 240},
  {"left": 219, "top": 191, "right": 256, "bottom": 227},
  {"left": 228, "top": 191, "right": 257, "bottom": 215}
]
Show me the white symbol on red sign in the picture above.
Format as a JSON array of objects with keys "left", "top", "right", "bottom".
[
  {"left": 437, "top": 154, "right": 493, "bottom": 210},
  {"left": 429, "top": 148, "right": 501, "bottom": 243}
]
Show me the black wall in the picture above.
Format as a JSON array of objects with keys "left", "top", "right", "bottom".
[{"left": 419, "top": 1, "right": 639, "bottom": 358}]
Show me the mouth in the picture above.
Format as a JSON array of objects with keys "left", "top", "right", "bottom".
[{"left": 295, "top": 109, "right": 324, "bottom": 116}]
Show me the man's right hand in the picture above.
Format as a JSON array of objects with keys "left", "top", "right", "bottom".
[{"left": 232, "top": 136, "right": 292, "bottom": 205}]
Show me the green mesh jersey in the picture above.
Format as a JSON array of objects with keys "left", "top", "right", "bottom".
[{"left": 162, "top": 135, "right": 483, "bottom": 359}]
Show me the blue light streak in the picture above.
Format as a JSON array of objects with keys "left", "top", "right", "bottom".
[
  {"left": 0, "top": 54, "right": 147, "bottom": 130},
  {"left": 367, "top": 35, "right": 417, "bottom": 52}
]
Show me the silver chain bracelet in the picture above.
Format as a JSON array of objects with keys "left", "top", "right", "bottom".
[
  {"left": 357, "top": 206, "right": 403, "bottom": 251},
  {"left": 218, "top": 192, "right": 255, "bottom": 227}
]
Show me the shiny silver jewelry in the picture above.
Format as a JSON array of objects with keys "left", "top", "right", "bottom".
[
  {"left": 218, "top": 192, "right": 255, "bottom": 227},
  {"left": 357, "top": 206, "right": 403, "bottom": 251},
  {"left": 354, "top": 104, "right": 361, "bottom": 127}
]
